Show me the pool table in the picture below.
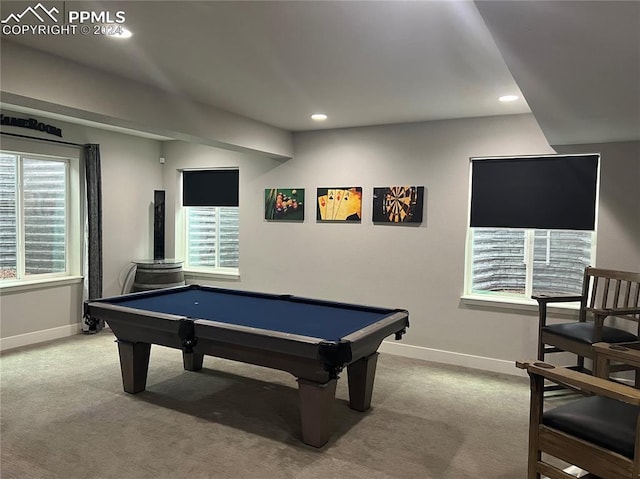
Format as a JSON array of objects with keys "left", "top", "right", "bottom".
[{"left": 85, "top": 284, "right": 409, "bottom": 447}]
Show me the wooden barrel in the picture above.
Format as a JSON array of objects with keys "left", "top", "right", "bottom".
[{"left": 132, "top": 260, "right": 185, "bottom": 292}]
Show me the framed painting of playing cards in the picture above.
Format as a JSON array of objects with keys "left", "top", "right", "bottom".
[
  {"left": 265, "top": 188, "right": 305, "bottom": 221},
  {"left": 372, "top": 186, "right": 424, "bottom": 224},
  {"left": 316, "top": 187, "right": 362, "bottom": 222}
]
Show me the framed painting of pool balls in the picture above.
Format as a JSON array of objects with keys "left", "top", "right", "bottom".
[
  {"left": 264, "top": 188, "right": 305, "bottom": 221},
  {"left": 372, "top": 186, "right": 424, "bottom": 224},
  {"left": 316, "top": 187, "right": 362, "bottom": 222}
]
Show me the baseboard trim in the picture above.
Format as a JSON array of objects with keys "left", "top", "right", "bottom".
[
  {"left": 379, "top": 341, "right": 526, "bottom": 377},
  {"left": 0, "top": 324, "right": 82, "bottom": 352}
]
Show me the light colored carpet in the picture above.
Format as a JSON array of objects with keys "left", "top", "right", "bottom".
[{"left": 1, "top": 332, "right": 531, "bottom": 478}]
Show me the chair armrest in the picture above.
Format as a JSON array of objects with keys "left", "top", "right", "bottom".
[
  {"left": 516, "top": 360, "right": 640, "bottom": 406},
  {"left": 593, "top": 342, "right": 640, "bottom": 368},
  {"left": 605, "top": 307, "right": 640, "bottom": 316},
  {"left": 585, "top": 307, "right": 640, "bottom": 325},
  {"left": 532, "top": 294, "right": 584, "bottom": 304},
  {"left": 586, "top": 307, "right": 640, "bottom": 315},
  {"left": 532, "top": 295, "right": 584, "bottom": 328}
]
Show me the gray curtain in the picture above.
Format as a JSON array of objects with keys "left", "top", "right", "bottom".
[{"left": 83, "top": 144, "right": 103, "bottom": 332}]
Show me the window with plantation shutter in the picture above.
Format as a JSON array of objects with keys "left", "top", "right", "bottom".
[
  {"left": 0, "top": 154, "right": 17, "bottom": 279},
  {"left": 186, "top": 207, "right": 239, "bottom": 269},
  {"left": 181, "top": 169, "right": 240, "bottom": 273},
  {"left": 1, "top": 151, "right": 69, "bottom": 281}
]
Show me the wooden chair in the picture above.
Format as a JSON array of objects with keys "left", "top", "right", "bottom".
[
  {"left": 534, "top": 267, "right": 640, "bottom": 379},
  {"left": 518, "top": 360, "right": 640, "bottom": 479}
]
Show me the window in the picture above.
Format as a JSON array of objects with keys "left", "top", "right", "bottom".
[
  {"left": 464, "top": 154, "right": 599, "bottom": 301},
  {"left": 0, "top": 151, "right": 73, "bottom": 282},
  {"left": 185, "top": 206, "right": 239, "bottom": 269},
  {"left": 179, "top": 169, "right": 240, "bottom": 274},
  {"left": 468, "top": 228, "right": 594, "bottom": 299}
]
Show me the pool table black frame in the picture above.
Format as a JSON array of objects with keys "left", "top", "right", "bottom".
[{"left": 85, "top": 285, "right": 409, "bottom": 447}]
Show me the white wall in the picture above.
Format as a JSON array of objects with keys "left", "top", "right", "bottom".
[
  {"left": 555, "top": 141, "right": 640, "bottom": 271},
  {"left": 3, "top": 109, "right": 638, "bottom": 373},
  {"left": 0, "top": 41, "right": 293, "bottom": 159},
  {"left": 0, "top": 112, "right": 163, "bottom": 348},
  {"left": 162, "top": 113, "right": 639, "bottom": 375}
]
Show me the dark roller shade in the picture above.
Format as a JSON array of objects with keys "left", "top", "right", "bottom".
[
  {"left": 183, "top": 169, "right": 239, "bottom": 207},
  {"left": 470, "top": 154, "right": 599, "bottom": 230}
]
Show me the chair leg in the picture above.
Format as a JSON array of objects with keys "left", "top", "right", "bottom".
[
  {"left": 528, "top": 373, "right": 543, "bottom": 479},
  {"left": 577, "top": 355, "right": 585, "bottom": 372}
]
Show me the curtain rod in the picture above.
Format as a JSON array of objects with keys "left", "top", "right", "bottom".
[{"left": 1, "top": 131, "right": 85, "bottom": 148}]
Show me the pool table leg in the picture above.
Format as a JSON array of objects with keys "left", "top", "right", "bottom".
[
  {"left": 117, "top": 341, "right": 151, "bottom": 394},
  {"left": 347, "top": 352, "right": 379, "bottom": 411},
  {"left": 297, "top": 378, "right": 337, "bottom": 448},
  {"left": 182, "top": 351, "right": 204, "bottom": 371}
]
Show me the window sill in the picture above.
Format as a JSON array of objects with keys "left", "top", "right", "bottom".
[
  {"left": 184, "top": 269, "right": 240, "bottom": 283},
  {"left": 0, "top": 275, "right": 84, "bottom": 294},
  {"left": 461, "top": 294, "right": 580, "bottom": 317}
]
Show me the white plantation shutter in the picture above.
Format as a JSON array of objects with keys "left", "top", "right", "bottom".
[
  {"left": 186, "top": 207, "right": 239, "bottom": 269},
  {"left": 218, "top": 207, "right": 239, "bottom": 267},
  {"left": 23, "top": 158, "right": 67, "bottom": 275},
  {"left": 0, "top": 152, "right": 68, "bottom": 280},
  {"left": 0, "top": 154, "right": 17, "bottom": 279}
]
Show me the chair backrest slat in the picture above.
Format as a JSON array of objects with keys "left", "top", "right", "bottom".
[
  {"left": 612, "top": 279, "right": 622, "bottom": 308},
  {"left": 589, "top": 275, "right": 599, "bottom": 309},
  {"left": 602, "top": 277, "right": 611, "bottom": 307},
  {"left": 584, "top": 266, "right": 640, "bottom": 322},
  {"left": 623, "top": 281, "right": 632, "bottom": 308}
]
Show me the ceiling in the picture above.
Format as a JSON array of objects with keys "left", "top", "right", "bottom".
[{"left": 1, "top": 1, "right": 638, "bottom": 145}]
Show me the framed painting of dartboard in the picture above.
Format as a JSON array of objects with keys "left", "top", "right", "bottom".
[{"left": 372, "top": 186, "right": 424, "bottom": 224}]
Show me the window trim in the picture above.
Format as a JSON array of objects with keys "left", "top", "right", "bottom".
[
  {"left": 0, "top": 150, "right": 82, "bottom": 288},
  {"left": 183, "top": 269, "right": 240, "bottom": 282},
  {"left": 459, "top": 293, "right": 581, "bottom": 317},
  {"left": 0, "top": 275, "right": 84, "bottom": 294}
]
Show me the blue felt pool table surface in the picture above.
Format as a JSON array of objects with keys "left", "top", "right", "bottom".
[{"left": 109, "top": 288, "right": 396, "bottom": 342}]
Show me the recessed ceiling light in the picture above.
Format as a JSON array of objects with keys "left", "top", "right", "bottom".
[
  {"left": 108, "top": 26, "right": 133, "bottom": 39},
  {"left": 498, "top": 95, "right": 519, "bottom": 102},
  {"left": 311, "top": 113, "right": 328, "bottom": 121}
]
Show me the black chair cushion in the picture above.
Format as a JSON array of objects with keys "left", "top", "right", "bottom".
[
  {"left": 543, "top": 395, "right": 638, "bottom": 458},
  {"left": 543, "top": 322, "right": 638, "bottom": 344}
]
